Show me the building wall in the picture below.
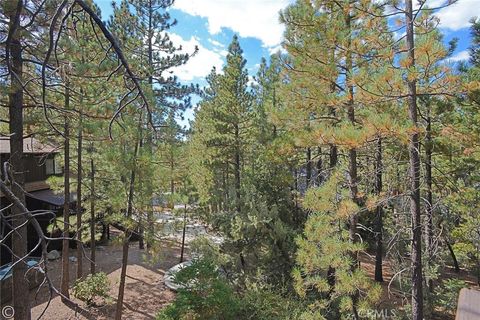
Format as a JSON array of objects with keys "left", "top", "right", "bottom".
[
  {"left": 0, "top": 152, "right": 65, "bottom": 265},
  {"left": 0, "top": 153, "right": 58, "bottom": 183}
]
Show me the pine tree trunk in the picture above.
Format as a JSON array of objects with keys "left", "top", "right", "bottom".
[
  {"left": 180, "top": 204, "right": 187, "bottom": 263},
  {"left": 374, "top": 137, "right": 384, "bottom": 282},
  {"left": 234, "top": 125, "right": 241, "bottom": 213},
  {"left": 138, "top": 136, "right": 145, "bottom": 250},
  {"left": 7, "top": 3, "right": 31, "bottom": 316},
  {"left": 306, "top": 147, "right": 312, "bottom": 188},
  {"left": 146, "top": 209, "right": 153, "bottom": 250},
  {"left": 293, "top": 168, "right": 299, "bottom": 213},
  {"left": 425, "top": 106, "right": 434, "bottom": 292},
  {"left": 477, "top": 254, "right": 480, "bottom": 287},
  {"left": 329, "top": 144, "right": 337, "bottom": 169},
  {"left": 170, "top": 155, "right": 174, "bottom": 195},
  {"left": 144, "top": 0, "right": 155, "bottom": 250},
  {"left": 405, "top": 0, "right": 424, "bottom": 317},
  {"left": 347, "top": 146, "right": 358, "bottom": 242},
  {"left": 316, "top": 147, "right": 322, "bottom": 186},
  {"left": 327, "top": 142, "right": 338, "bottom": 294},
  {"left": 90, "top": 155, "right": 96, "bottom": 274},
  {"left": 115, "top": 138, "right": 139, "bottom": 320},
  {"left": 345, "top": 10, "right": 360, "bottom": 319},
  {"left": 143, "top": 132, "right": 154, "bottom": 250},
  {"left": 138, "top": 224, "right": 145, "bottom": 249},
  {"left": 76, "top": 114, "right": 83, "bottom": 279},
  {"left": 222, "top": 168, "right": 228, "bottom": 210},
  {"left": 61, "top": 92, "right": 71, "bottom": 301},
  {"left": 446, "top": 239, "right": 460, "bottom": 273}
]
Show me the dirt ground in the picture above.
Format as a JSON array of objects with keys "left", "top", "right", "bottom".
[
  {"left": 3, "top": 235, "right": 478, "bottom": 319},
  {"left": 360, "top": 253, "right": 479, "bottom": 320},
  {"left": 6, "top": 240, "right": 183, "bottom": 320}
]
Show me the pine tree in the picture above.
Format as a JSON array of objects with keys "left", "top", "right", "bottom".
[
  {"left": 2, "top": 1, "right": 30, "bottom": 318},
  {"left": 190, "top": 36, "right": 252, "bottom": 214},
  {"left": 189, "top": 36, "right": 252, "bottom": 273},
  {"left": 279, "top": 0, "right": 394, "bottom": 317}
]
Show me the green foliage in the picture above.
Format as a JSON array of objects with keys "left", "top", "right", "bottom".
[
  {"left": 156, "top": 259, "right": 240, "bottom": 320},
  {"left": 238, "top": 287, "right": 304, "bottom": 320},
  {"left": 157, "top": 258, "right": 304, "bottom": 320},
  {"left": 4, "top": 1, "right": 478, "bottom": 319},
  {"left": 444, "top": 187, "right": 480, "bottom": 281},
  {"left": 293, "top": 171, "right": 381, "bottom": 318},
  {"left": 188, "top": 37, "right": 298, "bottom": 287},
  {"left": 434, "top": 279, "right": 466, "bottom": 314},
  {"left": 73, "top": 272, "right": 110, "bottom": 306},
  {"left": 188, "top": 36, "right": 252, "bottom": 210},
  {"left": 189, "top": 236, "right": 230, "bottom": 265}
]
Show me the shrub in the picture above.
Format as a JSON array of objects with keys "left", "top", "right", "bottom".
[
  {"left": 434, "top": 278, "right": 466, "bottom": 314},
  {"left": 238, "top": 287, "right": 304, "bottom": 320},
  {"left": 157, "top": 259, "right": 240, "bottom": 320},
  {"left": 73, "top": 272, "right": 110, "bottom": 306}
]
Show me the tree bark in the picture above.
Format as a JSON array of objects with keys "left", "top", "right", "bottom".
[
  {"left": 374, "top": 137, "right": 384, "bottom": 282},
  {"left": 180, "top": 204, "right": 187, "bottom": 263},
  {"left": 7, "top": 2, "right": 31, "bottom": 317},
  {"left": 115, "top": 137, "right": 139, "bottom": 320},
  {"left": 138, "top": 223, "right": 145, "bottom": 249},
  {"left": 144, "top": 0, "right": 155, "bottom": 250},
  {"left": 90, "top": 153, "right": 96, "bottom": 274},
  {"left": 345, "top": 9, "right": 360, "bottom": 319},
  {"left": 445, "top": 239, "right": 460, "bottom": 273},
  {"left": 76, "top": 114, "right": 83, "bottom": 279},
  {"left": 138, "top": 136, "right": 145, "bottom": 250},
  {"left": 316, "top": 147, "right": 322, "bottom": 185},
  {"left": 234, "top": 124, "right": 241, "bottom": 213},
  {"left": 61, "top": 90, "right": 71, "bottom": 301},
  {"left": 329, "top": 144, "right": 337, "bottom": 169},
  {"left": 306, "top": 147, "right": 312, "bottom": 188},
  {"left": 327, "top": 137, "right": 338, "bottom": 296},
  {"left": 425, "top": 104, "right": 434, "bottom": 292},
  {"left": 405, "top": 0, "right": 424, "bottom": 318},
  {"left": 222, "top": 167, "right": 228, "bottom": 210},
  {"left": 170, "top": 154, "right": 175, "bottom": 195}
]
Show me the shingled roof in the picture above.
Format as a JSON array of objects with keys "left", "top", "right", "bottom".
[{"left": 0, "top": 136, "right": 57, "bottom": 154}]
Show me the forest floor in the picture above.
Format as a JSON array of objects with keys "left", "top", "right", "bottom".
[
  {"left": 360, "top": 253, "right": 478, "bottom": 320},
  {"left": 24, "top": 245, "right": 475, "bottom": 320},
  {"left": 3, "top": 209, "right": 478, "bottom": 320},
  {"left": 27, "top": 240, "right": 181, "bottom": 320}
]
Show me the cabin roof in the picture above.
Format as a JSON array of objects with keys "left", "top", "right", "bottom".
[
  {"left": 0, "top": 136, "right": 57, "bottom": 154},
  {"left": 27, "top": 189, "right": 76, "bottom": 207}
]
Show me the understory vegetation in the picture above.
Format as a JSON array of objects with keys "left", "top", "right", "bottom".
[{"left": 1, "top": 0, "right": 480, "bottom": 320}]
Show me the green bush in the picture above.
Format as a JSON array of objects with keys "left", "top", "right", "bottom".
[
  {"left": 434, "top": 278, "right": 466, "bottom": 314},
  {"left": 156, "top": 259, "right": 306, "bottom": 320},
  {"left": 238, "top": 287, "right": 303, "bottom": 320},
  {"left": 73, "top": 272, "right": 110, "bottom": 306},
  {"left": 157, "top": 259, "right": 240, "bottom": 320}
]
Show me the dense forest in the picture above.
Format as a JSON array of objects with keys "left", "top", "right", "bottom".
[{"left": 1, "top": 0, "right": 480, "bottom": 319}]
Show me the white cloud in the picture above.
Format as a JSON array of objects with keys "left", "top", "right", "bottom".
[
  {"left": 208, "top": 38, "right": 225, "bottom": 48},
  {"left": 448, "top": 50, "right": 470, "bottom": 62},
  {"left": 435, "top": 0, "right": 480, "bottom": 31},
  {"left": 268, "top": 44, "right": 287, "bottom": 55},
  {"left": 173, "top": 0, "right": 292, "bottom": 48},
  {"left": 207, "top": 38, "right": 228, "bottom": 56},
  {"left": 168, "top": 33, "right": 224, "bottom": 81},
  {"left": 422, "top": 0, "right": 447, "bottom": 8}
]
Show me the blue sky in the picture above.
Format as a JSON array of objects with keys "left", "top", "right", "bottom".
[{"left": 93, "top": 0, "right": 479, "bottom": 125}]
